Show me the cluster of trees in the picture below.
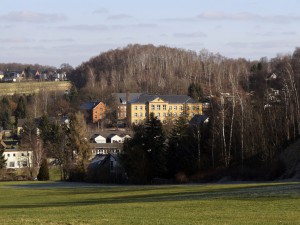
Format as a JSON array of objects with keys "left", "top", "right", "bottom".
[
  {"left": 0, "top": 96, "right": 27, "bottom": 130},
  {"left": 121, "top": 113, "right": 209, "bottom": 183},
  {"left": 0, "top": 90, "right": 75, "bottom": 131},
  {"left": 0, "top": 90, "right": 87, "bottom": 180},
  {"left": 38, "top": 112, "right": 91, "bottom": 181},
  {"left": 71, "top": 44, "right": 300, "bottom": 181},
  {"left": 11, "top": 111, "right": 91, "bottom": 181},
  {"left": 0, "top": 63, "right": 56, "bottom": 73}
]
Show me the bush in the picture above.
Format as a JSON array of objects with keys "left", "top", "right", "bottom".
[
  {"left": 68, "top": 168, "right": 86, "bottom": 182},
  {"left": 266, "top": 158, "right": 286, "bottom": 180},
  {"left": 37, "top": 159, "right": 50, "bottom": 181},
  {"left": 175, "top": 172, "right": 189, "bottom": 183}
]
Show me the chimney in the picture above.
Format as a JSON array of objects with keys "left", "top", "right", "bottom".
[{"left": 126, "top": 91, "right": 130, "bottom": 103}]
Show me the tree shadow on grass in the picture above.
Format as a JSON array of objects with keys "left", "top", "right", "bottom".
[{"left": 0, "top": 182, "right": 299, "bottom": 210}]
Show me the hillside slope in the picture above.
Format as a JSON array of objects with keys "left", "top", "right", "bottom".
[
  {"left": 0, "top": 81, "right": 71, "bottom": 96},
  {"left": 280, "top": 140, "right": 300, "bottom": 179}
]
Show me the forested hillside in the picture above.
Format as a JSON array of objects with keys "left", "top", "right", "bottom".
[
  {"left": 71, "top": 44, "right": 300, "bottom": 180},
  {"left": 70, "top": 44, "right": 249, "bottom": 99}
]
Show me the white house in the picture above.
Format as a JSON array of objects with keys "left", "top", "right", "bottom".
[
  {"left": 107, "top": 134, "right": 123, "bottom": 143},
  {"left": 94, "top": 134, "right": 106, "bottom": 144},
  {"left": 4, "top": 149, "right": 33, "bottom": 169},
  {"left": 120, "top": 134, "right": 131, "bottom": 143}
]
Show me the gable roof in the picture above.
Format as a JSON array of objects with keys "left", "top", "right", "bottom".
[
  {"left": 189, "top": 114, "right": 209, "bottom": 126},
  {"left": 130, "top": 94, "right": 199, "bottom": 104},
  {"left": 90, "top": 133, "right": 106, "bottom": 140},
  {"left": 88, "top": 153, "right": 120, "bottom": 170},
  {"left": 119, "top": 134, "right": 131, "bottom": 138},
  {"left": 88, "top": 154, "right": 107, "bottom": 169},
  {"left": 131, "top": 94, "right": 158, "bottom": 104},
  {"left": 113, "top": 93, "right": 142, "bottom": 104},
  {"left": 161, "top": 95, "right": 199, "bottom": 104},
  {"left": 106, "top": 134, "right": 121, "bottom": 139},
  {"left": 80, "top": 101, "right": 102, "bottom": 110}
]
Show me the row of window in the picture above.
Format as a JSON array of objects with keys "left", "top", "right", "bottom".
[
  {"left": 5, "top": 153, "right": 30, "bottom": 157},
  {"left": 134, "top": 119, "right": 168, "bottom": 124},
  {"left": 6, "top": 161, "right": 28, "bottom": 168},
  {"left": 134, "top": 105, "right": 200, "bottom": 111},
  {"left": 134, "top": 112, "right": 196, "bottom": 118},
  {"left": 94, "top": 149, "right": 120, "bottom": 154}
]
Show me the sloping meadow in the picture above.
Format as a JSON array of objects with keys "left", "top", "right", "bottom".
[{"left": 0, "top": 181, "right": 299, "bottom": 224}]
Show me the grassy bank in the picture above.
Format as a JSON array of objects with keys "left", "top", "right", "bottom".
[
  {"left": 0, "top": 181, "right": 299, "bottom": 224},
  {"left": 0, "top": 81, "right": 71, "bottom": 96}
]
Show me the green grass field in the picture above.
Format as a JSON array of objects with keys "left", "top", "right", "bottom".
[
  {"left": 0, "top": 181, "right": 299, "bottom": 225},
  {"left": 0, "top": 81, "right": 71, "bottom": 96}
]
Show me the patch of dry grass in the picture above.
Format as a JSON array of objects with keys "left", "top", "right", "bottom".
[{"left": 0, "top": 81, "right": 71, "bottom": 96}]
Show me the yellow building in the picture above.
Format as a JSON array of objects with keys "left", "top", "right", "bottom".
[{"left": 127, "top": 94, "right": 202, "bottom": 125}]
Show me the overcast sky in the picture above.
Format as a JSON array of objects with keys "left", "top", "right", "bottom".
[{"left": 0, "top": 0, "right": 299, "bottom": 68}]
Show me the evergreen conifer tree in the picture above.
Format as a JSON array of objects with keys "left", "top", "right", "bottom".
[
  {"left": 0, "top": 149, "right": 6, "bottom": 169},
  {"left": 167, "top": 116, "right": 198, "bottom": 178},
  {"left": 37, "top": 158, "right": 49, "bottom": 181},
  {"left": 143, "top": 113, "right": 167, "bottom": 179},
  {"left": 15, "top": 96, "right": 27, "bottom": 121},
  {"left": 121, "top": 113, "right": 166, "bottom": 183},
  {"left": 67, "top": 112, "right": 91, "bottom": 180},
  {"left": 0, "top": 133, "right": 7, "bottom": 169},
  {"left": 188, "top": 83, "right": 203, "bottom": 102}
]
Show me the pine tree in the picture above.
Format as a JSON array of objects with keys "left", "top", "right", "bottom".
[
  {"left": 15, "top": 96, "right": 27, "bottom": 121},
  {"left": 0, "top": 97, "right": 12, "bottom": 129},
  {"left": 167, "top": 116, "right": 198, "bottom": 178},
  {"left": 37, "top": 158, "right": 49, "bottom": 181},
  {"left": 0, "top": 148, "right": 6, "bottom": 169},
  {"left": 120, "top": 113, "right": 167, "bottom": 183},
  {"left": 143, "top": 113, "right": 167, "bottom": 180},
  {"left": 67, "top": 111, "right": 91, "bottom": 180},
  {"left": 188, "top": 83, "right": 203, "bottom": 102},
  {"left": 38, "top": 114, "right": 51, "bottom": 142}
]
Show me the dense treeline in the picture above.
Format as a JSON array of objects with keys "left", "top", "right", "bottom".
[
  {"left": 71, "top": 44, "right": 300, "bottom": 181},
  {"left": 0, "top": 63, "right": 56, "bottom": 73},
  {"left": 70, "top": 44, "right": 221, "bottom": 100}
]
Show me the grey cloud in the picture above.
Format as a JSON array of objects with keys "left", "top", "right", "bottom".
[
  {"left": 9, "top": 45, "right": 47, "bottom": 51},
  {"left": 228, "top": 40, "right": 298, "bottom": 49},
  {"left": 132, "top": 23, "right": 157, "bottom": 28},
  {"left": 107, "top": 14, "right": 132, "bottom": 20},
  {"left": 111, "top": 23, "right": 157, "bottom": 29},
  {"left": 173, "top": 32, "right": 206, "bottom": 38},
  {"left": 59, "top": 24, "right": 108, "bottom": 31},
  {"left": 198, "top": 11, "right": 257, "bottom": 20},
  {"left": 160, "top": 17, "right": 195, "bottom": 22},
  {"left": 162, "top": 11, "right": 300, "bottom": 24},
  {"left": 0, "top": 38, "right": 33, "bottom": 43},
  {"left": 281, "top": 31, "right": 297, "bottom": 36},
  {"left": 93, "top": 8, "right": 109, "bottom": 14},
  {"left": 227, "top": 42, "right": 249, "bottom": 48},
  {"left": 254, "top": 31, "right": 297, "bottom": 37},
  {"left": 0, "top": 11, "right": 66, "bottom": 23},
  {"left": 184, "top": 42, "right": 204, "bottom": 47},
  {"left": 40, "top": 38, "right": 74, "bottom": 43},
  {"left": 197, "top": 11, "right": 300, "bottom": 23}
]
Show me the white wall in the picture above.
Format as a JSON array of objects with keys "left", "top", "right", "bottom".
[
  {"left": 4, "top": 150, "right": 33, "bottom": 169},
  {"left": 94, "top": 135, "right": 106, "bottom": 143}
]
